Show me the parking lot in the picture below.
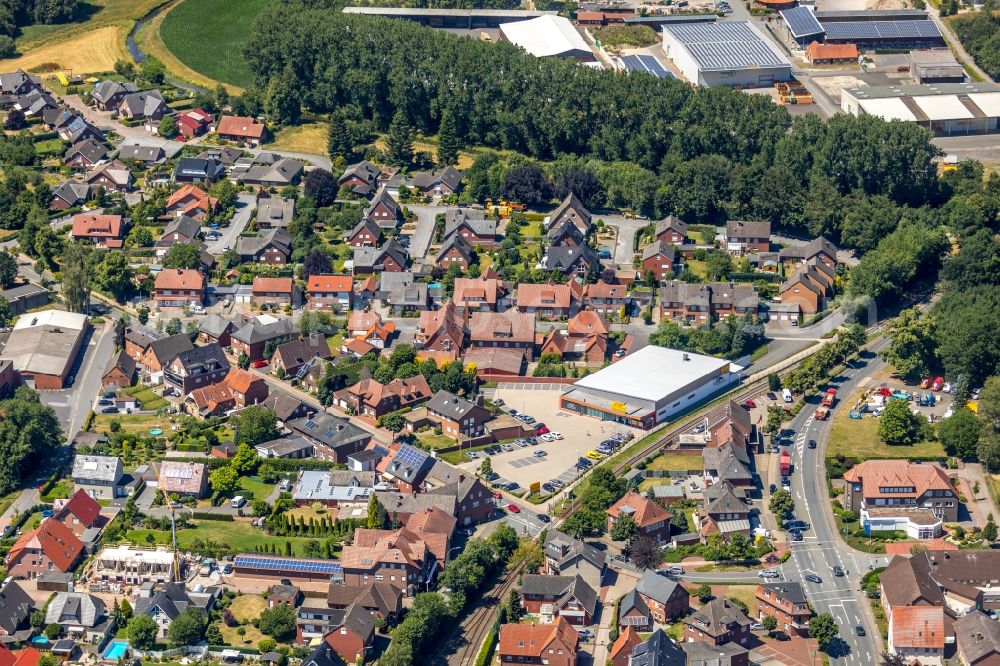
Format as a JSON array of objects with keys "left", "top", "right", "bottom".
[{"left": 459, "top": 386, "right": 644, "bottom": 491}]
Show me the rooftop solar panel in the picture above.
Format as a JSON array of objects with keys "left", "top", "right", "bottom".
[
  {"left": 664, "top": 21, "right": 790, "bottom": 71},
  {"left": 780, "top": 6, "right": 824, "bottom": 39},
  {"left": 822, "top": 19, "right": 941, "bottom": 41},
  {"left": 234, "top": 555, "right": 343, "bottom": 574}
]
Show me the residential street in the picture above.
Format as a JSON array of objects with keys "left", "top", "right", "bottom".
[
  {"left": 203, "top": 192, "right": 255, "bottom": 254},
  {"left": 406, "top": 204, "right": 442, "bottom": 261}
]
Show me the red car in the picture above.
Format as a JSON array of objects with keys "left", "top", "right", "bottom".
[
  {"left": 252, "top": 360, "right": 269, "bottom": 368},
  {"left": 507, "top": 504, "right": 521, "bottom": 513},
  {"left": 743, "top": 400, "right": 756, "bottom": 409},
  {"left": 536, "top": 424, "right": 550, "bottom": 435}
]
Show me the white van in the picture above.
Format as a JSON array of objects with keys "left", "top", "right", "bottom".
[
  {"left": 782, "top": 388, "right": 792, "bottom": 403},
  {"left": 230, "top": 495, "right": 246, "bottom": 509}
]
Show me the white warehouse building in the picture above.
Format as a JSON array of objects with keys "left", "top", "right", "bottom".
[
  {"left": 841, "top": 82, "right": 1000, "bottom": 136},
  {"left": 559, "top": 346, "right": 744, "bottom": 429},
  {"left": 498, "top": 14, "right": 595, "bottom": 61},
  {"left": 661, "top": 21, "right": 792, "bottom": 87}
]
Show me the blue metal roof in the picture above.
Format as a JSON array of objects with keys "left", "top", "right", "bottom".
[{"left": 780, "top": 6, "right": 824, "bottom": 39}]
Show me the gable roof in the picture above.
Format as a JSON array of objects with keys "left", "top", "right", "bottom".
[
  {"left": 520, "top": 574, "right": 598, "bottom": 616},
  {"left": 327, "top": 581, "right": 401, "bottom": 616},
  {"left": 0, "top": 581, "right": 33, "bottom": 634},
  {"left": 103, "top": 348, "right": 136, "bottom": 380},
  {"left": 7, "top": 519, "right": 83, "bottom": 572},
  {"left": 72, "top": 455, "right": 122, "bottom": 482},
  {"left": 470, "top": 310, "right": 535, "bottom": 345},
  {"left": 445, "top": 209, "right": 495, "bottom": 239},
  {"left": 608, "top": 491, "right": 671, "bottom": 529},
  {"left": 642, "top": 240, "right": 677, "bottom": 262},
  {"left": 145, "top": 333, "right": 195, "bottom": 366},
  {"left": 435, "top": 234, "right": 474, "bottom": 264},
  {"left": 543, "top": 244, "right": 601, "bottom": 272},
  {"left": 154, "top": 269, "right": 205, "bottom": 292},
  {"left": 636, "top": 569, "right": 686, "bottom": 605},
  {"left": 237, "top": 228, "right": 291, "bottom": 259},
  {"left": 547, "top": 193, "right": 592, "bottom": 229},
  {"left": 274, "top": 334, "right": 332, "bottom": 370},
  {"left": 516, "top": 281, "right": 573, "bottom": 310},
  {"left": 161, "top": 215, "right": 201, "bottom": 242},
  {"left": 632, "top": 629, "right": 687, "bottom": 666},
  {"left": 453, "top": 276, "right": 503, "bottom": 307},
  {"left": 426, "top": 390, "right": 487, "bottom": 422},
  {"left": 411, "top": 166, "right": 463, "bottom": 191},
  {"left": 499, "top": 616, "right": 578, "bottom": 658},
  {"left": 891, "top": 605, "right": 945, "bottom": 650},
  {"left": 217, "top": 115, "right": 265, "bottom": 139},
  {"left": 844, "top": 459, "right": 953, "bottom": 498},
  {"left": 955, "top": 610, "right": 1000, "bottom": 664},
  {"left": 308, "top": 274, "right": 353, "bottom": 294},
  {"left": 57, "top": 489, "right": 102, "bottom": 529},
  {"left": 232, "top": 316, "right": 297, "bottom": 345},
  {"left": 252, "top": 276, "right": 294, "bottom": 295},
  {"left": 52, "top": 180, "right": 89, "bottom": 206},
  {"left": 685, "top": 597, "right": 751, "bottom": 635},
  {"left": 65, "top": 139, "right": 108, "bottom": 165},
  {"left": 543, "top": 529, "right": 605, "bottom": 572},
  {"left": 655, "top": 215, "right": 688, "bottom": 238},
  {"left": 760, "top": 581, "right": 806, "bottom": 605},
  {"left": 72, "top": 214, "right": 124, "bottom": 240},
  {"left": 339, "top": 160, "right": 380, "bottom": 187}
]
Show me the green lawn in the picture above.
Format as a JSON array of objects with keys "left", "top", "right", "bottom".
[
  {"left": 722, "top": 585, "right": 759, "bottom": 614},
  {"left": 121, "top": 384, "right": 169, "bottom": 410},
  {"left": 416, "top": 431, "right": 457, "bottom": 450},
  {"left": 827, "top": 394, "right": 945, "bottom": 461},
  {"left": 40, "top": 480, "right": 71, "bottom": 503},
  {"left": 687, "top": 225, "right": 716, "bottom": 245},
  {"left": 34, "top": 139, "right": 64, "bottom": 156},
  {"left": 92, "top": 413, "right": 170, "bottom": 435},
  {"left": 686, "top": 259, "right": 708, "bottom": 278},
  {"left": 239, "top": 475, "right": 276, "bottom": 501},
  {"left": 125, "top": 520, "right": 323, "bottom": 557},
  {"left": 159, "top": 0, "right": 273, "bottom": 87},
  {"left": 644, "top": 454, "right": 702, "bottom": 472},
  {"left": 522, "top": 221, "right": 543, "bottom": 238}
]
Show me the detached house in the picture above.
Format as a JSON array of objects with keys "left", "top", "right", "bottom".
[
  {"left": 173, "top": 157, "right": 223, "bottom": 185},
  {"left": 548, "top": 219, "right": 586, "bottom": 248},
  {"left": 425, "top": 390, "right": 492, "bottom": 441},
  {"left": 581, "top": 281, "right": 630, "bottom": 316},
  {"left": 231, "top": 315, "right": 299, "bottom": 362},
  {"left": 756, "top": 582, "right": 810, "bottom": 637},
  {"left": 843, "top": 459, "right": 957, "bottom": 538},
  {"left": 336, "top": 375, "right": 432, "bottom": 419},
  {"left": 272, "top": 334, "right": 333, "bottom": 378},
  {"left": 607, "top": 491, "right": 671, "bottom": 541},
  {"left": 90, "top": 80, "right": 137, "bottom": 111},
  {"left": 636, "top": 569, "right": 690, "bottom": 623},
  {"left": 641, "top": 241, "right": 679, "bottom": 282},
  {"left": 117, "top": 89, "right": 168, "bottom": 121},
  {"left": 453, "top": 275, "right": 504, "bottom": 311},
  {"left": 257, "top": 197, "right": 295, "bottom": 230},
  {"left": 498, "top": 616, "right": 579, "bottom": 666},
  {"left": 545, "top": 193, "right": 592, "bottom": 233},
  {"left": 543, "top": 529, "right": 605, "bottom": 590},
  {"left": 410, "top": 166, "right": 463, "bottom": 196},
  {"left": 52, "top": 489, "right": 103, "bottom": 538},
  {"left": 289, "top": 413, "right": 372, "bottom": 463},
  {"left": 252, "top": 276, "right": 297, "bottom": 308},
  {"left": 176, "top": 108, "right": 213, "bottom": 139},
  {"left": 353, "top": 239, "right": 408, "bottom": 274},
  {"left": 64, "top": 139, "right": 108, "bottom": 169},
  {"left": 725, "top": 220, "right": 770, "bottom": 255},
  {"left": 445, "top": 209, "right": 498, "bottom": 246},
  {"left": 435, "top": 234, "right": 475, "bottom": 271},
  {"left": 542, "top": 245, "right": 601, "bottom": 280},
  {"left": 779, "top": 236, "right": 838, "bottom": 270},
  {"left": 338, "top": 160, "right": 380, "bottom": 195},
  {"left": 363, "top": 186, "right": 400, "bottom": 229},
  {"left": 347, "top": 217, "right": 382, "bottom": 248},
  {"left": 71, "top": 455, "right": 124, "bottom": 500},
  {"left": 6, "top": 519, "right": 84, "bottom": 579},
  {"left": 339, "top": 526, "right": 437, "bottom": 593},
  {"left": 166, "top": 184, "right": 217, "bottom": 221},
  {"left": 50, "top": 181, "right": 89, "bottom": 211},
  {"left": 158, "top": 215, "right": 201, "bottom": 247},
  {"left": 307, "top": 274, "right": 353, "bottom": 311},
  {"left": 164, "top": 344, "right": 230, "bottom": 396},
  {"left": 154, "top": 269, "right": 205, "bottom": 308},
  {"left": 698, "top": 480, "right": 752, "bottom": 541},
  {"left": 520, "top": 574, "right": 598, "bottom": 625},
  {"left": 224, "top": 368, "right": 269, "bottom": 408},
  {"left": 216, "top": 115, "right": 266, "bottom": 146},
  {"left": 684, "top": 597, "right": 752, "bottom": 647},
  {"left": 134, "top": 581, "right": 216, "bottom": 639},
  {"left": 85, "top": 159, "right": 132, "bottom": 193},
  {"left": 539, "top": 311, "right": 609, "bottom": 364},
  {"left": 655, "top": 215, "right": 689, "bottom": 245},
  {"left": 237, "top": 229, "right": 291, "bottom": 265},
  {"left": 71, "top": 213, "right": 126, "bottom": 248}
]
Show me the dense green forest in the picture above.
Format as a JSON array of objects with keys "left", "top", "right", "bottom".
[
  {"left": 951, "top": 8, "right": 1000, "bottom": 82},
  {"left": 244, "top": 0, "right": 945, "bottom": 249}
]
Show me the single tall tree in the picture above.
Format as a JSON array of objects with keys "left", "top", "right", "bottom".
[
  {"left": 61, "top": 243, "right": 92, "bottom": 313},
  {"left": 437, "top": 109, "right": 460, "bottom": 167},
  {"left": 385, "top": 109, "right": 414, "bottom": 167}
]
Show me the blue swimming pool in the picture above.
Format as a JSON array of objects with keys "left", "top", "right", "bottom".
[
  {"left": 102, "top": 641, "right": 128, "bottom": 660},
  {"left": 30, "top": 637, "right": 49, "bottom": 646}
]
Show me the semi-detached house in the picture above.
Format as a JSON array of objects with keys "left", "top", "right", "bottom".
[{"left": 154, "top": 269, "right": 205, "bottom": 308}]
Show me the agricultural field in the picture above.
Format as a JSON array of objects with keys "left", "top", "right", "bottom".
[
  {"left": 157, "top": 0, "right": 272, "bottom": 88},
  {"left": 0, "top": 0, "right": 165, "bottom": 74}
]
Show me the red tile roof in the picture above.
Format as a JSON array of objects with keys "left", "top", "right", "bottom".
[
  {"left": 7, "top": 518, "right": 83, "bottom": 572},
  {"left": 607, "top": 491, "right": 671, "bottom": 529},
  {"left": 308, "top": 274, "right": 353, "bottom": 293},
  {"left": 844, "top": 460, "right": 953, "bottom": 500},
  {"left": 217, "top": 115, "right": 265, "bottom": 139},
  {"left": 516, "top": 281, "right": 573, "bottom": 309},
  {"left": 154, "top": 268, "right": 205, "bottom": 291},
  {"left": 499, "top": 616, "right": 578, "bottom": 658},
  {"left": 59, "top": 489, "right": 101, "bottom": 528},
  {"left": 71, "top": 214, "right": 123, "bottom": 240},
  {"left": 892, "top": 606, "right": 946, "bottom": 650},
  {"left": 167, "top": 184, "right": 218, "bottom": 215},
  {"left": 806, "top": 41, "right": 859, "bottom": 61},
  {"left": 225, "top": 368, "right": 259, "bottom": 394},
  {"left": 610, "top": 626, "right": 642, "bottom": 662},
  {"left": 252, "top": 276, "right": 294, "bottom": 294}
]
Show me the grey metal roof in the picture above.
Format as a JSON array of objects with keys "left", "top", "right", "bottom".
[
  {"left": 780, "top": 6, "right": 824, "bottom": 39},
  {"left": 664, "top": 21, "right": 790, "bottom": 72}
]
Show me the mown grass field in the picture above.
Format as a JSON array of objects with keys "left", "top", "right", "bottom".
[
  {"left": 158, "top": 0, "right": 272, "bottom": 87},
  {"left": 126, "top": 520, "right": 321, "bottom": 556},
  {"left": 827, "top": 390, "right": 945, "bottom": 461},
  {"left": 270, "top": 123, "right": 329, "bottom": 156}
]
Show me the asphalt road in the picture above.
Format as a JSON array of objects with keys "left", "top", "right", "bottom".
[
  {"left": 406, "top": 204, "right": 441, "bottom": 261},
  {"left": 781, "top": 343, "right": 893, "bottom": 666},
  {"left": 203, "top": 192, "right": 256, "bottom": 255}
]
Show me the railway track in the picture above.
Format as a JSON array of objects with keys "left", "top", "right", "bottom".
[{"left": 445, "top": 562, "right": 526, "bottom": 666}]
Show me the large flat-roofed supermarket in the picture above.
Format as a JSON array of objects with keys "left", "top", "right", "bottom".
[{"left": 559, "top": 346, "right": 743, "bottom": 429}]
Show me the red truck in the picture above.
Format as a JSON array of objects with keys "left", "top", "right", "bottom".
[
  {"left": 822, "top": 388, "right": 837, "bottom": 408},
  {"left": 780, "top": 450, "right": 792, "bottom": 476}
]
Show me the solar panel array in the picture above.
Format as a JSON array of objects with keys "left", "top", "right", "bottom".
[
  {"left": 780, "top": 6, "right": 824, "bottom": 39},
  {"left": 823, "top": 20, "right": 941, "bottom": 41},
  {"left": 666, "top": 21, "right": 789, "bottom": 71},
  {"left": 395, "top": 444, "right": 428, "bottom": 468},
  {"left": 620, "top": 54, "right": 674, "bottom": 79},
  {"left": 234, "top": 555, "right": 343, "bottom": 574}
]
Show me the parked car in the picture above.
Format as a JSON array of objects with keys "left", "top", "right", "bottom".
[
  {"left": 550, "top": 479, "right": 565, "bottom": 488},
  {"left": 97, "top": 399, "right": 114, "bottom": 407},
  {"left": 501, "top": 444, "right": 514, "bottom": 452},
  {"left": 743, "top": 400, "right": 756, "bottom": 409},
  {"left": 533, "top": 450, "right": 547, "bottom": 458},
  {"left": 772, "top": 631, "right": 790, "bottom": 641},
  {"left": 485, "top": 472, "right": 499, "bottom": 481},
  {"left": 467, "top": 451, "right": 481, "bottom": 459},
  {"left": 750, "top": 623, "right": 766, "bottom": 632},
  {"left": 542, "top": 483, "right": 555, "bottom": 493},
  {"left": 767, "top": 392, "right": 778, "bottom": 401},
  {"left": 101, "top": 406, "right": 119, "bottom": 414},
  {"left": 493, "top": 398, "right": 505, "bottom": 407},
  {"left": 550, "top": 432, "right": 563, "bottom": 440},
  {"left": 506, "top": 504, "right": 521, "bottom": 513},
  {"left": 535, "top": 424, "right": 550, "bottom": 434},
  {"left": 665, "top": 566, "right": 684, "bottom": 576},
  {"left": 252, "top": 360, "right": 269, "bottom": 368},
  {"left": 586, "top": 450, "right": 604, "bottom": 460}
]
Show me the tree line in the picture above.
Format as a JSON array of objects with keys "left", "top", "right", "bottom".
[
  {"left": 951, "top": 4, "right": 1000, "bottom": 82},
  {"left": 242, "top": 0, "right": 951, "bottom": 249}
]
